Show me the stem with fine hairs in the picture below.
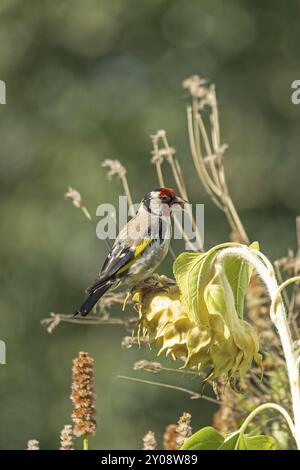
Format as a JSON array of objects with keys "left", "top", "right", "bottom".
[
  {"left": 235, "top": 403, "right": 296, "bottom": 449},
  {"left": 216, "top": 246, "right": 300, "bottom": 449}
]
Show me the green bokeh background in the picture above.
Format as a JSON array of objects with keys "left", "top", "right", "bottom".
[{"left": 0, "top": 0, "right": 299, "bottom": 449}]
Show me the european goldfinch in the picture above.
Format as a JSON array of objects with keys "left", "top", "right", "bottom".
[{"left": 75, "top": 188, "right": 184, "bottom": 316}]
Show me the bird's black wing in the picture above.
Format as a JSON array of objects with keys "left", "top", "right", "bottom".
[
  {"left": 86, "top": 242, "right": 133, "bottom": 294},
  {"left": 86, "top": 237, "right": 153, "bottom": 294}
]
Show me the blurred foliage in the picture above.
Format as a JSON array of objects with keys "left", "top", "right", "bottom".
[{"left": 0, "top": 0, "right": 299, "bottom": 449}]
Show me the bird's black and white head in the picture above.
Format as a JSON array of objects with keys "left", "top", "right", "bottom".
[{"left": 141, "top": 188, "right": 185, "bottom": 216}]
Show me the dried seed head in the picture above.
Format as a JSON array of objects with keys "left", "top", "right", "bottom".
[
  {"left": 70, "top": 352, "right": 96, "bottom": 438},
  {"left": 27, "top": 439, "right": 39, "bottom": 450},
  {"left": 142, "top": 431, "right": 157, "bottom": 450},
  {"left": 182, "top": 75, "right": 207, "bottom": 98},
  {"left": 163, "top": 424, "right": 178, "bottom": 450},
  {"left": 133, "top": 360, "right": 162, "bottom": 373},
  {"left": 151, "top": 129, "right": 166, "bottom": 142},
  {"left": 182, "top": 75, "right": 217, "bottom": 110},
  {"left": 176, "top": 412, "right": 192, "bottom": 449},
  {"left": 121, "top": 336, "right": 148, "bottom": 349},
  {"left": 60, "top": 425, "right": 75, "bottom": 450},
  {"left": 134, "top": 286, "right": 204, "bottom": 368},
  {"left": 133, "top": 250, "right": 262, "bottom": 389},
  {"left": 102, "top": 159, "right": 126, "bottom": 180},
  {"left": 41, "top": 312, "right": 61, "bottom": 334},
  {"left": 64, "top": 187, "right": 91, "bottom": 220},
  {"left": 64, "top": 187, "right": 84, "bottom": 209},
  {"left": 135, "top": 280, "right": 262, "bottom": 383}
]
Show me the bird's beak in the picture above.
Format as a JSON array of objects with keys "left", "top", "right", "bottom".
[{"left": 172, "top": 195, "right": 186, "bottom": 209}]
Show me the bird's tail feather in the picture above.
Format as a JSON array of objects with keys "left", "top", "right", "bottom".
[{"left": 75, "top": 281, "right": 111, "bottom": 317}]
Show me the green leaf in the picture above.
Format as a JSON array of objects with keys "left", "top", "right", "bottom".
[
  {"left": 223, "top": 242, "right": 259, "bottom": 320},
  {"left": 173, "top": 242, "right": 257, "bottom": 325},
  {"left": 219, "top": 431, "right": 276, "bottom": 450},
  {"left": 173, "top": 251, "right": 203, "bottom": 302},
  {"left": 173, "top": 251, "right": 209, "bottom": 325},
  {"left": 173, "top": 242, "right": 262, "bottom": 381},
  {"left": 174, "top": 244, "right": 235, "bottom": 326},
  {"left": 218, "top": 432, "right": 240, "bottom": 450},
  {"left": 223, "top": 256, "right": 248, "bottom": 319},
  {"left": 204, "top": 284, "right": 230, "bottom": 332},
  {"left": 238, "top": 434, "right": 276, "bottom": 450},
  {"left": 181, "top": 427, "right": 224, "bottom": 450}
]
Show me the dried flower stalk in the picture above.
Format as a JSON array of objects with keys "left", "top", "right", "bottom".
[
  {"left": 102, "top": 159, "right": 135, "bottom": 217},
  {"left": 133, "top": 360, "right": 162, "bottom": 373},
  {"left": 26, "top": 439, "right": 39, "bottom": 450},
  {"left": 151, "top": 130, "right": 203, "bottom": 251},
  {"left": 143, "top": 431, "right": 157, "bottom": 450},
  {"left": 176, "top": 412, "right": 192, "bottom": 449},
  {"left": 41, "top": 311, "right": 128, "bottom": 333},
  {"left": 122, "top": 335, "right": 149, "bottom": 349},
  {"left": 70, "top": 352, "right": 96, "bottom": 446},
  {"left": 183, "top": 75, "right": 249, "bottom": 244},
  {"left": 42, "top": 289, "right": 136, "bottom": 333},
  {"left": 60, "top": 424, "right": 75, "bottom": 450},
  {"left": 163, "top": 424, "right": 178, "bottom": 450},
  {"left": 117, "top": 375, "right": 222, "bottom": 406},
  {"left": 65, "top": 187, "right": 92, "bottom": 221}
]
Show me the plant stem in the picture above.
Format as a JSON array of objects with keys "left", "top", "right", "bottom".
[
  {"left": 236, "top": 402, "right": 296, "bottom": 448},
  {"left": 217, "top": 246, "right": 300, "bottom": 449},
  {"left": 83, "top": 434, "right": 89, "bottom": 450},
  {"left": 270, "top": 275, "right": 300, "bottom": 449},
  {"left": 120, "top": 174, "right": 135, "bottom": 218},
  {"left": 117, "top": 375, "right": 224, "bottom": 407},
  {"left": 151, "top": 135, "right": 197, "bottom": 252}
]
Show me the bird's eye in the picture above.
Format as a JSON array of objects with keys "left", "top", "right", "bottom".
[{"left": 162, "top": 195, "right": 172, "bottom": 203}]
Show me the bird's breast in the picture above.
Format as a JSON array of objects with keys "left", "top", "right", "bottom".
[{"left": 124, "top": 228, "right": 171, "bottom": 285}]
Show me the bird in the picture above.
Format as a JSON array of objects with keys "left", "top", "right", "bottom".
[{"left": 75, "top": 188, "right": 184, "bottom": 316}]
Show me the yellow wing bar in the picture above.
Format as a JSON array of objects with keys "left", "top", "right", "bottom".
[{"left": 116, "top": 239, "right": 153, "bottom": 275}]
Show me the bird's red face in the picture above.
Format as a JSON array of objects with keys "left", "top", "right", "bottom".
[{"left": 143, "top": 188, "right": 185, "bottom": 215}]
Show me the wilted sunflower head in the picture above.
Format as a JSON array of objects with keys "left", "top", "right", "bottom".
[{"left": 133, "top": 243, "right": 262, "bottom": 384}]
